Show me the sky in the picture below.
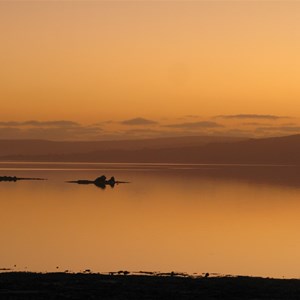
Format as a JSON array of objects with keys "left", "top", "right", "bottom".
[{"left": 0, "top": 0, "right": 300, "bottom": 140}]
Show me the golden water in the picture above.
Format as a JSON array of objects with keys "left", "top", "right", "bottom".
[{"left": 0, "top": 162, "right": 300, "bottom": 278}]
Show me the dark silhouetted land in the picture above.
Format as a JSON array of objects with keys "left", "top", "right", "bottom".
[
  {"left": 0, "top": 136, "right": 244, "bottom": 157},
  {"left": 1, "top": 272, "right": 300, "bottom": 299},
  {"left": 1, "top": 134, "right": 300, "bottom": 165}
]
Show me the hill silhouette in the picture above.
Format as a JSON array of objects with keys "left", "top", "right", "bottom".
[
  {"left": 0, "top": 136, "right": 243, "bottom": 157},
  {"left": 1, "top": 134, "right": 300, "bottom": 165}
]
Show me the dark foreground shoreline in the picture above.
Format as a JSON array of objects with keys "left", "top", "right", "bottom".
[{"left": 1, "top": 272, "right": 300, "bottom": 299}]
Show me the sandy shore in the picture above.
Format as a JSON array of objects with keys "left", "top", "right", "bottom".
[{"left": 0, "top": 272, "right": 300, "bottom": 299}]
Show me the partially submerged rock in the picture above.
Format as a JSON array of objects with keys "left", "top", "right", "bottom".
[
  {"left": 0, "top": 176, "right": 46, "bottom": 182},
  {"left": 66, "top": 175, "right": 129, "bottom": 189}
]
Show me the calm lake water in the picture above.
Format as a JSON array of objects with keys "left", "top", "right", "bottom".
[{"left": 1, "top": 162, "right": 300, "bottom": 278}]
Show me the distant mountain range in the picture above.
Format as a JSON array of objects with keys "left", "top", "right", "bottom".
[
  {"left": 0, "top": 136, "right": 244, "bottom": 157},
  {"left": 1, "top": 134, "right": 300, "bottom": 165}
]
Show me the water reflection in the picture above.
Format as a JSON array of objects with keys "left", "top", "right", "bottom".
[
  {"left": 0, "top": 163, "right": 300, "bottom": 278},
  {"left": 179, "top": 165, "right": 300, "bottom": 189}
]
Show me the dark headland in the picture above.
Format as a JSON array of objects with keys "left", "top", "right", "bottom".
[
  {"left": 1, "top": 272, "right": 300, "bottom": 299},
  {"left": 2, "top": 134, "right": 300, "bottom": 164}
]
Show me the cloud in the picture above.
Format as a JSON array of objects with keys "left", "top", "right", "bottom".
[
  {"left": 0, "top": 120, "right": 80, "bottom": 127},
  {"left": 215, "top": 114, "right": 287, "bottom": 120},
  {"left": 24, "top": 126, "right": 103, "bottom": 140},
  {"left": 242, "top": 122, "right": 271, "bottom": 126},
  {"left": 0, "top": 121, "right": 103, "bottom": 141},
  {"left": 93, "top": 120, "right": 116, "bottom": 126},
  {"left": 119, "top": 129, "right": 162, "bottom": 138},
  {"left": 123, "top": 128, "right": 160, "bottom": 134},
  {"left": 0, "top": 127, "right": 23, "bottom": 139},
  {"left": 256, "top": 126, "right": 300, "bottom": 133},
  {"left": 164, "top": 121, "right": 223, "bottom": 129},
  {"left": 185, "top": 115, "right": 200, "bottom": 119},
  {"left": 211, "top": 128, "right": 254, "bottom": 138},
  {"left": 25, "top": 120, "right": 80, "bottom": 127},
  {"left": 0, "top": 122, "right": 20, "bottom": 126},
  {"left": 121, "top": 117, "right": 158, "bottom": 126}
]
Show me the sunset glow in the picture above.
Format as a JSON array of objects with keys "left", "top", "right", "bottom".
[
  {"left": 3, "top": 3, "right": 300, "bottom": 295},
  {"left": 1, "top": 1, "right": 300, "bottom": 140}
]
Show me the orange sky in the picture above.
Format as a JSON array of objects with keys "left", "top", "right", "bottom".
[{"left": 0, "top": 1, "right": 300, "bottom": 140}]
